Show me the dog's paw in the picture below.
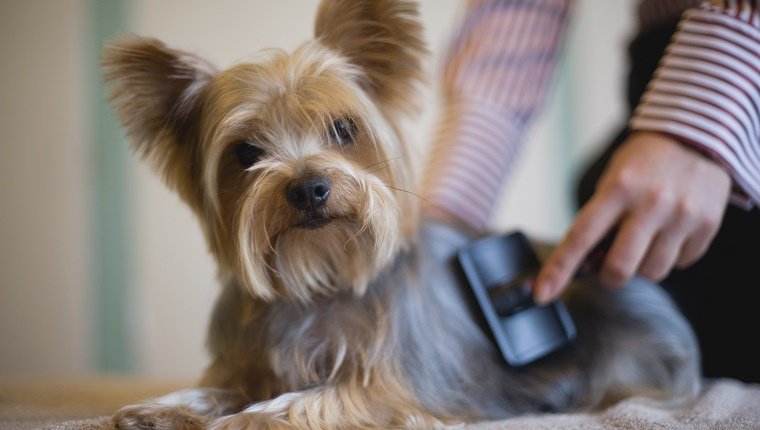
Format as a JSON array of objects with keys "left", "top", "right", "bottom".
[{"left": 112, "top": 404, "right": 205, "bottom": 430}]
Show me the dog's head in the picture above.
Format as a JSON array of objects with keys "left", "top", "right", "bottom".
[{"left": 103, "top": 1, "right": 426, "bottom": 302}]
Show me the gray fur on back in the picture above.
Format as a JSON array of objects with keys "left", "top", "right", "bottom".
[{"left": 387, "top": 221, "right": 700, "bottom": 420}]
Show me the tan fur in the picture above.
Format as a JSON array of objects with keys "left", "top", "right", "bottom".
[{"left": 103, "top": 1, "right": 699, "bottom": 429}]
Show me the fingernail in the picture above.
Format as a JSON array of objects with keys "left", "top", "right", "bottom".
[{"left": 533, "top": 281, "right": 554, "bottom": 304}]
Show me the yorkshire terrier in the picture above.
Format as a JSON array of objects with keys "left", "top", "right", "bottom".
[{"left": 102, "top": 1, "right": 700, "bottom": 428}]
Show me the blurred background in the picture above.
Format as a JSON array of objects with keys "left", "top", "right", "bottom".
[{"left": 0, "top": 0, "right": 636, "bottom": 380}]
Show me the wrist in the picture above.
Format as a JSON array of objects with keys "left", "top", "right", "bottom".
[
  {"left": 629, "top": 130, "right": 739, "bottom": 206},
  {"left": 630, "top": 131, "right": 716, "bottom": 163}
]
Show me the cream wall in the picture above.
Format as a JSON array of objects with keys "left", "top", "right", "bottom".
[
  {"left": 0, "top": 0, "right": 636, "bottom": 378},
  {"left": 0, "top": 0, "right": 91, "bottom": 376}
]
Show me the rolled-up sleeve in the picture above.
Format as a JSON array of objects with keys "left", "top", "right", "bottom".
[{"left": 422, "top": 0, "right": 572, "bottom": 231}]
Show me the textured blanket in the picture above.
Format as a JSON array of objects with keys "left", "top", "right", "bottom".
[{"left": 1, "top": 377, "right": 758, "bottom": 429}]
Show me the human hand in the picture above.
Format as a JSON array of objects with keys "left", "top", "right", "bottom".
[{"left": 533, "top": 131, "right": 732, "bottom": 303}]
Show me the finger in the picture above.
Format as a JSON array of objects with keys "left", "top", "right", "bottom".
[
  {"left": 598, "top": 211, "right": 660, "bottom": 288},
  {"left": 676, "top": 218, "right": 721, "bottom": 268},
  {"left": 534, "top": 194, "right": 624, "bottom": 303},
  {"left": 638, "top": 228, "right": 687, "bottom": 282}
]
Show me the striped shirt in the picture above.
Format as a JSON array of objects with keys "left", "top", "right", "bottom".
[{"left": 422, "top": 0, "right": 760, "bottom": 232}]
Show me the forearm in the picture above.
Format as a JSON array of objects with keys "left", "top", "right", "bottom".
[{"left": 422, "top": 0, "right": 572, "bottom": 231}]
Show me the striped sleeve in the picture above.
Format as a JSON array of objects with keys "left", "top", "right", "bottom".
[
  {"left": 630, "top": 0, "right": 760, "bottom": 209},
  {"left": 421, "top": 0, "right": 572, "bottom": 231}
]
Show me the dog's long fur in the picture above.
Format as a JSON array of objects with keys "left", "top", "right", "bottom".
[{"left": 102, "top": 1, "right": 700, "bottom": 428}]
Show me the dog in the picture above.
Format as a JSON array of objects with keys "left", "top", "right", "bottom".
[{"left": 102, "top": 1, "right": 700, "bottom": 428}]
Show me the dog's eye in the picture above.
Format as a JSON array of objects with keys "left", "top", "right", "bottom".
[
  {"left": 235, "top": 141, "right": 264, "bottom": 168},
  {"left": 329, "top": 118, "right": 356, "bottom": 145}
]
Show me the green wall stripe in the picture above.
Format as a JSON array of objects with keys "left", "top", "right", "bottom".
[
  {"left": 549, "top": 15, "right": 592, "bottom": 231},
  {"left": 90, "top": 0, "right": 133, "bottom": 373},
  {"left": 555, "top": 38, "right": 579, "bottom": 226}
]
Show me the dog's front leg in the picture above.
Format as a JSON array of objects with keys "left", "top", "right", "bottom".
[
  {"left": 209, "top": 384, "right": 441, "bottom": 430},
  {"left": 112, "top": 387, "right": 246, "bottom": 430}
]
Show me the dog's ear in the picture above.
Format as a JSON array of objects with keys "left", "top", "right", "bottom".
[
  {"left": 314, "top": 0, "right": 427, "bottom": 112},
  {"left": 101, "top": 36, "right": 216, "bottom": 204}
]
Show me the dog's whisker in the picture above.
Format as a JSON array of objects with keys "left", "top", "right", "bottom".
[
  {"left": 344, "top": 221, "right": 367, "bottom": 251},
  {"left": 362, "top": 156, "right": 404, "bottom": 173},
  {"left": 378, "top": 184, "right": 428, "bottom": 203}
]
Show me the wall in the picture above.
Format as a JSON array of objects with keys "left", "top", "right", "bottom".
[{"left": 0, "top": 0, "right": 91, "bottom": 376}]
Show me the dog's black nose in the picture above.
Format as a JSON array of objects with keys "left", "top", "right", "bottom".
[{"left": 286, "top": 177, "right": 331, "bottom": 211}]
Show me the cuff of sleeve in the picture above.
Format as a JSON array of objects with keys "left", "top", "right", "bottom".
[
  {"left": 630, "top": 6, "right": 760, "bottom": 210},
  {"left": 422, "top": 97, "right": 526, "bottom": 231}
]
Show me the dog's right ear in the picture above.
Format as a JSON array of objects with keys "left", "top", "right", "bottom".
[
  {"left": 314, "top": 0, "right": 426, "bottom": 115},
  {"left": 102, "top": 36, "right": 216, "bottom": 202}
]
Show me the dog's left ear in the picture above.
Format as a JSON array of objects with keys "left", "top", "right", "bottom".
[
  {"left": 102, "top": 36, "right": 216, "bottom": 208},
  {"left": 314, "top": 0, "right": 427, "bottom": 112}
]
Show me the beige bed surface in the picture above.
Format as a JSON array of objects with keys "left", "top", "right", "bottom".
[
  {"left": 0, "top": 376, "right": 190, "bottom": 430},
  {"left": 1, "top": 376, "right": 758, "bottom": 429}
]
